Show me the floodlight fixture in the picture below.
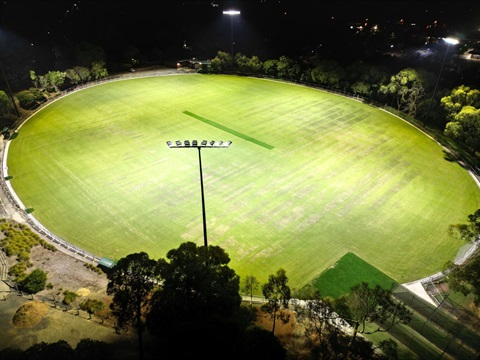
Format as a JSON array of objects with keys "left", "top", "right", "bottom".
[
  {"left": 444, "top": 37, "right": 459, "bottom": 45},
  {"left": 223, "top": 10, "right": 240, "bottom": 15},
  {"left": 166, "top": 140, "right": 232, "bottom": 247},
  {"left": 223, "top": 9, "right": 241, "bottom": 60},
  {"left": 166, "top": 140, "right": 232, "bottom": 148}
]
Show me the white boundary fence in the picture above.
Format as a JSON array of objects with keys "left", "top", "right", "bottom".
[
  {"left": 1, "top": 141, "right": 100, "bottom": 263},
  {"left": 1, "top": 68, "right": 480, "bottom": 273}
]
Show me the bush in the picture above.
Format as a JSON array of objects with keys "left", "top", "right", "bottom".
[
  {"left": 17, "top": 251, "right": 30, "bottom": 262},
  {"left": 63, "top": 290, "right": 79, "bottom": 305},
  {"left": 8, "top": 262, "right": 27, "bottom": 278},
  {"left": 84, "top": 263, "right": 103, "bottom": 274},
  {"left": 21, "top": 269, "right": 47, "bottom": 293},
  {"left": 16, "top": 88, "right": 45, "bottom": 110}
]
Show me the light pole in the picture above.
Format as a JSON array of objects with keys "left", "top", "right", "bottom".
[
  {"left": 0, "top": 61, "right": 20, "bottom": 118},
  {"left": 223, "top": 10, "right": 240, "bottom": 62},
  {"left": 167, "top": 140, "right": 232, "bottom": 247},
  {"left": 423, "top": 37, "right": 459, "bottom": 127}
]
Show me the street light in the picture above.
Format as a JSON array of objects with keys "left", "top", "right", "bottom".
[
  {"left": 223, "top": 10, "right": 241, "bottom": 61},
  {"left": 423, "top": 37, "right": 459, "bottom": 127},
  {"left": 166, "top": 140, "right": 232, "bottom": 247}
]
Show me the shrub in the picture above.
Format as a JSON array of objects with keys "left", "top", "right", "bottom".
[
  {"left": 21, "top": 268, "right": 47, "bottom": 293},
  {"left": 84, "top": 263, "right": 102, "bottom": 274},
  {"left": 63, "top": 290, "right": 79, "bottom": 305},
  {"left": 8, "top": 262, "right": 27, "bottom": 278},
  {"left": 16, "top": 88, "right": 45, "bottom": 110},
  {"left": 17, "top": 251, "right": 30, "bottom": 262}
]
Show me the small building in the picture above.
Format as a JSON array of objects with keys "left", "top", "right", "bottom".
[
  {"left": 98, "top": 257, "right": 115, "bottom": 269},
  {"left": 468, "top": 49, "right": 480, "bottom": 60},
  {"left": 176, "top": 58, "right": 212, "bottom": 72}
]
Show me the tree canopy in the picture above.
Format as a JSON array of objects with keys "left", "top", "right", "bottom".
[
  {"left": 107, "top": 251, "right": 159, "bottom": 360},
  {"left": 146, "top": 241, "right": 243, "bottom": 359}
]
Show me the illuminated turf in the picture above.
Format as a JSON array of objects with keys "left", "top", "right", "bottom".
[{"left": 6, "top": 74, "right": 480, "bottom": 288}]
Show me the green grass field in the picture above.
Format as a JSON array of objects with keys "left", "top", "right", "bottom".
[
  {"left": 312, "top": 252, "right": 398, "bottom": 298},
  {"left": 6, "top": 74, "right": 480, "bottom": 289}
]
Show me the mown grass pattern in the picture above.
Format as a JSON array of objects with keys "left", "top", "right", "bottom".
[{"left": 6, "top": 75, "right": 480, "bottom": 289}]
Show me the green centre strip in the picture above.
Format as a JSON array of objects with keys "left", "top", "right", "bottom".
[{"left": 183, "top": 110, "right": 274, "bottom": 150}]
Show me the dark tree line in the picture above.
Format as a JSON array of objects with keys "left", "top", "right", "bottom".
[
  {"left": 0, "top": 238, "right": 416, "bottom": 359},
  {"left": 103, "top": 242, "right": 409, "bottom": 360}
]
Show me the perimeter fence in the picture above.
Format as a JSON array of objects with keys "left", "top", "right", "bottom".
[{"left": 389, "top": 284, "right": 480, "bottom": 360}]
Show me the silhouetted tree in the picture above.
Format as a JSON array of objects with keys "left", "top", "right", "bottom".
[
  {"left": 107, "top": 252, "right": 159, "bottom": 360},
  {"left": 262, "top": 268, "right": 291, "bottom": 334},
  {"left": 334, "top": 282, "right": 411, "bottom": 344},
  {"left": 146, "top": 241, "right": 242, "bottom": 359}
]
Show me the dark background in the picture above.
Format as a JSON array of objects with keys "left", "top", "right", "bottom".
[
  {"left": 1, "top": 0, "right": 480, "bottom": 91},
  {"left": 2, "top": 1, "right": 480, "bottom": 59}
]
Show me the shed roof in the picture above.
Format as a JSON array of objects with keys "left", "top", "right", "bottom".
[{"left": 99, "top": 257, "right": 115, "bottom": 268}]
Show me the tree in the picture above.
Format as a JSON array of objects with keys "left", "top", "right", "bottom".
[
  {"left": 441, "top": 85, "right": 480, "bottom": 122},
  {"left": 447, "top": 208, "right": 480, "bottom": 243},
  {"left": 242, "top": 274, "right": 259, "bottom": 307},
  {"left": 444, "top": 209, "right": 480, "bottom": 305},
  {"left": 90, "top": 61, "right": 108, "bottom": 80},
  {"left": 21, "top": 268, "right": 47, "bottom": 294},
  {"left": 378, "top": 339, "right": 399, "bottom": 360},
  {"left": 241, "top": 326, "right": 287, "bottom": 359},
  {"left": 107, "top": 252, "right": 159, "bottom": 360},
  {"left": 247, "top": 55, "right": 263, "bottom": 74},
  {"left": 444, "top": 105, "right": 480, "bottom": 154},
  {"left": 79, "top": 298, "right": 105, "bottom": 319},
  {"left": 234, "top": 53, "right": 250, "bottom": 73},
  {"left": 25, "top": 340, "right": 74, "bottom": 359},
  {"left": 16, "top": 88, "right": 45, "bottom": 110},
  {"left": 335, "top": 282, "right": 412, "bottom": 343},
  {"left": 310, "top": 60, "right": 346, "bottom": 89},
  {"left": 43, "top": 70, "right": 66, "bottom": 92},
  {"left": 444, "top": 255, "right": 480, "bottom": 305},
  {"left": 346, "top": 61, "right": 389, "bottom": 98},
  {"left": 262, "top": 268, "right": 291, "bottom": 334},
  {"left": 0, "top": 90, "right": 13, "bottom": 116},
  {"left": 74, "top": 42, "right": 107, "bottom": 67},
  {"left": 211, "top": 50, "right": 231, "bottom": 72},
  {"left": 62, "top": 290, "right": 78, "bottom": 305},
  {"left": 379, "top": 68, "right": 430, "bottom": 116},
  {"left": 263, "top": 59, "right": 278, "bottom": 77},
  {"left": 277, "top": 55, "right": 301, "bottom": 80},
  {"left": 73, "top": 66, "right": 92, "bottom": 83},
  {"left": 122, "top": 45, "right": 140, "bottom": 68},
  {"left": 75, "top": 339, "right": 114, "bottom": 360},
  {"left": 294, "top": 294, "right": 347, "bottom": 346},
  {"left": 146, "top": 241, "right": 242, "bottom": 358}
]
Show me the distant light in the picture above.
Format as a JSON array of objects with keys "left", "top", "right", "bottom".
[
  {"left": 444, "top": 37, "right": 459, "bottom": 45},
  {"left": 223, "top": 10, "right": 240, "bottom": 15}
]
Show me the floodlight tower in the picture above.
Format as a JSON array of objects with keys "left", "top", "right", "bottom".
[
  {"left": 223, "top": 10, "right": 241, "bottom": 61},
  {"left": 166, "top": 140, "right": 232, "bottom": 247},
  {"left": 423, "top": 37, "right": 459, "bottom": 127}
]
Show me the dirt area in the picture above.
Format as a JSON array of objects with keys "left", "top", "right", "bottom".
[
  {"left": 0, "top": 244, "right": 137, "bottom": 352},
  {"left": 27, "top": 245, "right": 109, "bottom": 301},
  {"left": 253, "top": 305, "right": 307, "bottom": 357},
  {"left": 0, "top": 244, "right": 306, "bottom": 355}
]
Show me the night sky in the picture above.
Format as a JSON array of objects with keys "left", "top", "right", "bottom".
[{"left": 1, "top": 1, "right": 480, "bottom": 72}]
